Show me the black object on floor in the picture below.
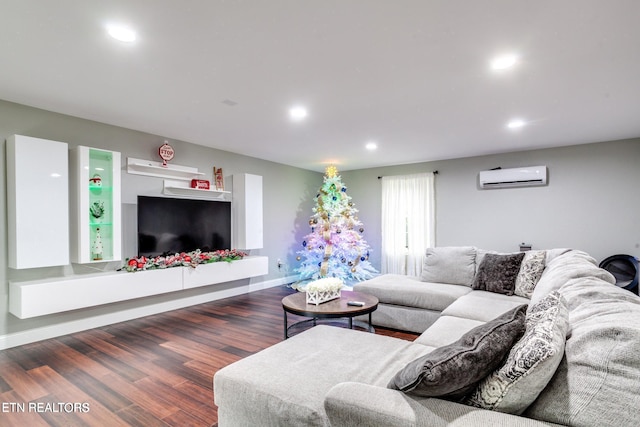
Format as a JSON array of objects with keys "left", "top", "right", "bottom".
[{"left": 599, "top": 254, "right": 639, "bottom": 295}]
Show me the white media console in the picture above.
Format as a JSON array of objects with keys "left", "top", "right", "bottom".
[{"left": 9, "top": 256, "right": 268, "bottom": 319}]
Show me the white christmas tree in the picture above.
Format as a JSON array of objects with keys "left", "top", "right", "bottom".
[
  {"left": 295, "top": 166, "right": 378, "bottom": 284},
  {"left": 92, "top": 227, "right": 104, "bottom": 260}
]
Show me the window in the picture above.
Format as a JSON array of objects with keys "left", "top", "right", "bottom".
[{"left": 381, "top": 172, "right": 435, "bottom": 275}]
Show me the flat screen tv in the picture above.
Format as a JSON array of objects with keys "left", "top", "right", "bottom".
[{"left": 137, "top": 196, "right": 231, "bottom": 257}]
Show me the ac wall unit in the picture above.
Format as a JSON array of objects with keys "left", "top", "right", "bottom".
[{"left": 479, "top": 166, "right": 547, "bottom": 189}]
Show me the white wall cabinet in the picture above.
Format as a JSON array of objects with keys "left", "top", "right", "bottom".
[
  {"left": 6, "top": 135, "right": 70, "bottom": 269},
  {"left": 232, "top": 174, "right": 263, "bottom": 250},
  {"left": 70, "top": 146, "right": 122, "bottom": 263}
]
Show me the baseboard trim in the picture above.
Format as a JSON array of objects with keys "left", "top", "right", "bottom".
[{"left": 0, "top": 275, "right": 297, "bottom": 350}]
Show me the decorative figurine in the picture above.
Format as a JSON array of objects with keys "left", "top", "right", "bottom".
[
  {"left": 89, "top": 173, "right": 102, "bottom": 187},
  {"left": 158, "top": 140, "right": 175, "bottom": 167},
  {"left": 92, "top": 228, "right": 104, "bottom": 261},
  {"left": 214, "top": 167, "right": 224, "bottom": 190},
  {"left": 90, "top": 201, "right": 105, "bottom": 222}
]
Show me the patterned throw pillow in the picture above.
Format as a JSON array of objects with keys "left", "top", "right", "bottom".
[
  {"left": 464, "top": 291, "right": 569, "bottom": 414},
  {"left": 388, "top": 305, "right": 527, "bottom": 400},
  {"left": 472, "top": 253, "right": 526, "bottom": 296},
  {"left": 515, "top": 251, "right": 546, "bottom": 298}
]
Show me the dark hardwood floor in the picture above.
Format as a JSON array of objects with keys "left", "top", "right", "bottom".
[{"left": 0, "top": 285, "right": 417, "bottom": 426}]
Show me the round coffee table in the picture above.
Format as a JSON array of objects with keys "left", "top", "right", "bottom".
[{"left": 282, "top": 290, "right": 379, "bottom": 339}]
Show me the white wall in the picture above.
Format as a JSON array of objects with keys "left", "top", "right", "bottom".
[
  {"left": 343, "top": 138, "right": 640, "bottom": 269},
  {"left": 0, "top": 99, "right": 320, "bottom": 346},
  {"left": 2, "top": 98, "right": 638, "bottom": 347}
]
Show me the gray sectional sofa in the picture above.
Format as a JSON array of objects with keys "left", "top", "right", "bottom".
[
  {"left": 352, "top": 247, "right": 570, "bottom": 333},
  {"left": 213, "top": 247, "right": 640, "bottom": 426}
]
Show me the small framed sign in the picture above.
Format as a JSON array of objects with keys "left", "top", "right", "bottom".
[{"left": 158, "top": 141, "right": 175, "bottom": 167}]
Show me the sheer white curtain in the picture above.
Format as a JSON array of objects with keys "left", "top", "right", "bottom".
[{"left": 381, "top": 172, "right": 435, "bottom": 275}]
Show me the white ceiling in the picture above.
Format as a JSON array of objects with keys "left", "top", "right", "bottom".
[{"left": 2, "top": 1, "right": 639, "bottom": 172}]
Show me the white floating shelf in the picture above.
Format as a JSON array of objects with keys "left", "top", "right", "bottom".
[
  {"left": 9, "top": 256, "right": 268, "bottom": 319},
  {"left": 9, "top": 268, "right": 184, "bottom": 319},
  {"left": 162, "top": 180, "right": 231, "bottom": 200},
  {"left": 127, "top": 157, "right": 205, "bottom": 181}
]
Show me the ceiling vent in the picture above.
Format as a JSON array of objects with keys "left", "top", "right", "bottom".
[{"left": 479, "top": 166, "right": 547, "bottom": 189}]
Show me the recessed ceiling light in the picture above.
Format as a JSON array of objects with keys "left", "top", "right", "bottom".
[
  {"left": 107, "top": 24, "right": 137, "bottom": 43},
  {"left": 491, "top": 54, "right": 518, "bottom": 70},
  {"left": 289, "top": 106, "right": 308, "bottom": 121},
  {"left": 506, "top": 119, "right": 526, "bottom": 129},
  {"left": 365, "top": 141, "right": 378, "bottom": 150}
]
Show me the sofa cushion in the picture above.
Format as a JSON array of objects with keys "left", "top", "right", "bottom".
[
  {"left": 354, "top": 274, "right": 471, "bottom": 311},
  {"left": 214, "top": 325, "right": 435, "bottom": 426},
  {"left": 515, "top": 250, "right": 546, "bottom": 298},
  {"left": 420, "top": 246, "right": 477, "bottom": 286},
  {"left": 441, "top": 291, "right": 530, "bottom": 322},
  {"left": 387, "top": 305, "right": 527, "bottom": 400},
  {"left": 465, "top": 291, "right": 569, "bottom": 414},
  {"left": 530, "top": 250, "right": 615, "bottom": 306},
  {"left": 544, "top": 248, "right": 572, "bottom": 265},
  {"left": 473, "top": 253, "right": 525, "bottom": 296},
  {"left": 414, "top": 315, "right": 485, "bottom": 347},
  {"left": 325, "top": 382, "right": 564, "bottom": 427},
  {"left": 524, "top": 277, "right": 640, "bottom": 426},
  {"left": 366, "top": 304, "right": 441, "bottom": 334}
]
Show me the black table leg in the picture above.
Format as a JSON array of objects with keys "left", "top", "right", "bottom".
[{"left": 283, "top": 310, "right": 288, "bottom": 339}]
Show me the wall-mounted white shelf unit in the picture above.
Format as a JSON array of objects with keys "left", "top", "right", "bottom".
[
  {"left": 127, "top": 157, "right": 205, "bottom": 181},
  {"left": 9, "top": 256, "right": 268, "bottom": 319},
  {"left": 7, "top": 135, "right": 70, "bottom": 269},
  {"left": 233, "top": 173, "right": 263, "bottom": 250},
  {"left": 162, "top": 179, "right": 231, "bottom": 200},
  {"left": 70, "top": 146, "right": 122, "bottom": 264}
]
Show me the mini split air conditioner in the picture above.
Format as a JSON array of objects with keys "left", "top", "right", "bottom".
[{"left": 479, "top": 165, "right": 547, "bottom": 189}]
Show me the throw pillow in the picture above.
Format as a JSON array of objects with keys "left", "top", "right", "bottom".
[
  {"left": 515, "top": 250, "right": 546, "bottom": 298},
  {"left": 465, "top": 291, "right": 569, "bottom": 414},
  {"left": 475, "top": 249, "right": 497, "bottom": 271},
  {"left": 387, "top": 304, "right": 527, "bottom": 400},
  {"left": 473, "top": 253, "right": 526, "bottom": 296},
  {"left": 420, "top": 246, "right": 477, "bottom": 286}
]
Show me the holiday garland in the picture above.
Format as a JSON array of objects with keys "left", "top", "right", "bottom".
[{"left": 121, "top": 249, "right": 247, "bottom": 272}]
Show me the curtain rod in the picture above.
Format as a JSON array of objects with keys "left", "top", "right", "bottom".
[{"left": 377, "top": 170, "right": 438, "bottom": 179}]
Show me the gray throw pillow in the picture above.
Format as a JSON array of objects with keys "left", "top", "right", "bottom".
[
  {"left": 420, "top": 246, "right": 477, "bottom": 286},
  {"left": 473, "top": 253, "right": 525, "bottom": 296},
  {"left": 514, "top": 250, "right": 546, "bottom": 298},
  {"left": 465, "top": 291, "right": 569, "bottom": 414},
  {"left": 387, "top": 304, "right": 527, "bottom": 400}
]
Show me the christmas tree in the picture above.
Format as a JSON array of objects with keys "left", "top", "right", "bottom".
[
  {"left": 92, "top": 227, "right": 104, "bottom": 261},
  {"left": 295, "top": 166, "right": 378, "bottom": 284}
]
